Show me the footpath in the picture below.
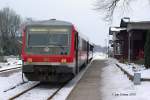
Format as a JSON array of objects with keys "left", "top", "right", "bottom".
[{"left": 67, "top": 59, "right": 106, "bottom": 100}]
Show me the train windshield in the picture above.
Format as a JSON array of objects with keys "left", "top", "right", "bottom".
[{"left": 28, "top": 28, "right": 69, "bottom": 47}]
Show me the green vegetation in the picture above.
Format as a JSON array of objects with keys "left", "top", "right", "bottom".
[{"left": 144, "top": 31, "right": 150, "bottom": 68}]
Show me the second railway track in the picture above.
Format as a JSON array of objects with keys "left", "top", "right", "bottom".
[
  {"left": 0, "top": 67, "right": 21, "bottom": 73},
  {"left": 8, "top": 82, "right": 67, "bottom": 100},
  {"left": 8, "top": 83, "right": 40, "bottom": 100}
]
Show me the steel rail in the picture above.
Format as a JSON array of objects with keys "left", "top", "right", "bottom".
[
  {"left": 0, "top": 67, "right": 21, "bottom": 73},
  {"left": 47, "top": 83, "right": 67, "bottom": 100},
  {"left": 8, "top": 83, "right": 40, "bottom": 100}
]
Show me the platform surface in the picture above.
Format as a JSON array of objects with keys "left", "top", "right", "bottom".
[{"left": 67, "top": 59, "right": 106, "bottom": 100}]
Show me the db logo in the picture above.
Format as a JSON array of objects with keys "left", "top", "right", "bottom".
[{"left": 44, "top": 47, "right": 50, "bottom": 52}]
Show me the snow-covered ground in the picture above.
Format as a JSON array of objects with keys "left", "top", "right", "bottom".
[
  {"left": 15, "top": 83, "right": 59, "bottom": 100},
  {"left": 0, "top": 52, "right": 106, "bottom": 100},
  {"left": 6, "top": 57, "right": 22, "bottom": 65},
  {"left": 2, "top": 53, "right": 150, "bottom": 100},
  {"left": 0, "top": 71, "right": 39, "bottom": 99},
  {"left": 0, "top": 57, "right": 22, "bottom": 71},
  {"left": 117, "top": 63, "right": 150, "bottom": 79},
  {"left": 101, "top": 58, "right": 150, "bottom": 100},
  {"left": 93, "top": 52, "right": 108, "bottom": 60}
]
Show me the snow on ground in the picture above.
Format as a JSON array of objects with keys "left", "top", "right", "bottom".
[
  {"left": 0, "top": 71, "right": 38, "bottom": 100},
  {"left": 101, "top": 58, "right": 150, "bottom": 100},
  {"left": 117, "top": 63, "right": 150, "bottom": 79},
  {"left": 0, "top": 72, "right": 23, "bottom": 92},
  {"left": 4, "top": 53, "right": 150, "bottom": 100},
  {"left": 15, "top": 84, "right": 58, "bottom": 100},
  {"left": 0, "top": 52, "right": 106, "bottom": 100},
  {"left": 1, "top": 53, "right": 150, "bottom": 100},
  {"left": 93, "top": 52, "right": 107, "bottom": 60},
  {"left": 0, "top": 57, "right": 22, "bottom": 71},
  {"left": 0, "top": 56, "right": 37, "bottom": 99},
  {"left": 6, "top": 57, "right": 22, "bottom": 65}
]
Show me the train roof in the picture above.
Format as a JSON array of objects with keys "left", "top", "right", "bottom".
[
  {"left": 26, "top": 19, "right": 73, "bottom": 26},
  {"left": 25, "top": 19, "right": 92, "bottom": 43}
]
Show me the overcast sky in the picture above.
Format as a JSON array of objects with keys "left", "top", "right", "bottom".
[{"left": 0, "top": 0, "right": 150, "bottom": 46}]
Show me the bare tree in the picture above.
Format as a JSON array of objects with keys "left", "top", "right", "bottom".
[
  {"left": 0, "top": 7, "right": 21, "bottom": 55},
  {"left": 95, "top": 0, "right": 132, "bottom": 22}
]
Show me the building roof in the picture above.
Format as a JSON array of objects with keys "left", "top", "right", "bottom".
[
  {"left": 109, "top": 27, "right": 126, "bottom": 35},
  {"left": 127, "top": 21, "right": 150, "bottom": 31},
  {"left": 119, "top": 17, "right": 150, "bottom": 31}
]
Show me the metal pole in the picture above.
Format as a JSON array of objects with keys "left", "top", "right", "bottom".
[
  {"left": 105, "top": 39, "right": 107, "bottom": 58},
  {"left": 107, "top": 35, "right": 109, "bottom": 57},
  {"left": 128, "top": 32, "right": 131, "bottom": 63}
]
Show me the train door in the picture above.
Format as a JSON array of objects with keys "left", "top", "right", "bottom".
[
  {"left": 75, "top": 32, "right": 79, "bottom": 74},
  {"left": 87, "top": 41, "right": 89, "bottom": 63}
]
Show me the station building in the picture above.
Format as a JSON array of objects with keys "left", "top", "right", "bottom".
[{"left": 109, "top": 18, "right": 150, "bottom": 62}]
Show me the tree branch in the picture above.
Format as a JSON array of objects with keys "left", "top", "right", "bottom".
[{"left": 95, "top": 0, "right": 131, "bottom": 22}]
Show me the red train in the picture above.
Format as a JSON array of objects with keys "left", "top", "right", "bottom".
[{"left": 21, "top": 19, "right": 94, "bottom": 82}]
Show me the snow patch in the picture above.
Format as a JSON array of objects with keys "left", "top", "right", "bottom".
[
  {"left": 117, "top": 63, "right": 150, "bottom": 79},
  {"left": 101, "top": 58, "right": 150, "bottom": 100}
]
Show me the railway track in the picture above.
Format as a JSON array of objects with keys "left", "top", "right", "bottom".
[
  {"left": 47, "top": 83, "right": 67, "bottom": 100},
  {"left": 0, "top": 67, "right": 21, "bottom": 73},
  {"left": 8, "top": 82, "right": 67, "bottom": 100},
  {"left": 8, "top": 83, "right": 40, "bottom": 100}
]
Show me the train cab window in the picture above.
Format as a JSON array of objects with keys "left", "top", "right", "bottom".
[
  {"left": 27, "top": 27, "right": 71, "bottom": 55},
  {"left": 49, "top": 33, "right": 69, "bottom": 46},
  {"left": 28, "top": 30, "right": 70, "bottom": 47},
  {"left": 28, "top": 31, "right": 49, "bottom": 46}
]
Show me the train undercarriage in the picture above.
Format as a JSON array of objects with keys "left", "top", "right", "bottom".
[{"left": 23, "top": 65, "right": 75, "bottom": 82}]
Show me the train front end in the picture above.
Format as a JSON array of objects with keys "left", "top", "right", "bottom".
[{"left": 21, "top": 20, "right": 75, "bottom": 82}]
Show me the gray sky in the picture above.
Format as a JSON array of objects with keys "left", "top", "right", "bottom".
[{"left": 0, "top": 0, "right": 150, "bottom": 46}]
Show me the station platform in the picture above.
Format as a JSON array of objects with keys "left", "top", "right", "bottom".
[{"left": 67, "top": 59, "right": 107, "bottom": 100}]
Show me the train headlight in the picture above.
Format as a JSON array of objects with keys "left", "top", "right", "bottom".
[
  {"left": 61, "top": 59, "right": 66, "bottom": 63},
  {"left": 27, "top": 58, "right": 32, "bottom": 63}
]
